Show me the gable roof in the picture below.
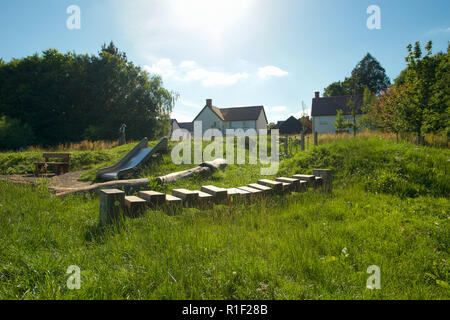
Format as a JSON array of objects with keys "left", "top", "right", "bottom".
[
  {"left": 311, "top": 95, "right": 364, "bottom": 117},
  {"left": 194, "top": 104, "right": 267, "bottom": 123},
  {"left": 178, "top": 122, "right": 194, "bottom": 132},
  {"left": 272, "top": 116, "right": 303, "bottom": 134}
]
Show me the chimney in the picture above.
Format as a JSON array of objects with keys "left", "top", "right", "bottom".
[
  {"left": 315, "top": 91, "right": 320, "bottom": 99},
  {"left": 206, "top": 99, "right": 212, "bottom": 107}
]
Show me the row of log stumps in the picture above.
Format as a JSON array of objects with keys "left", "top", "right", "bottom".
[{"left": 99, "top": 169, "right": 333, "bottom": 226}]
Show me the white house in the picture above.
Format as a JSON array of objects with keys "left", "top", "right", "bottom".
[
  {"left": 172, "top": 99, "right": 268, "bottom": 138},
  {"left": 311, "top": 92, "right": 364, "bottom": 134}
]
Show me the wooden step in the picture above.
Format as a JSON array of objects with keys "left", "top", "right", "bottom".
[
  {"left": 192, "top": 190, "right": 214, "bottom": 208},
  {"left": 172, "top": 188, "right": 199, "bottom": 206},
  {"left": 276, "top": 177, "right": 300, "bottom": 191},
  {"left": 165, "top": 194, "right": 183, "bottom": 208},
  {"left": 238, "top": 186, "right": 264, "bottom": 195},
  {"left": 281, "top": 182, "right": 293, "bottom": 192},
  {"left": 138, "top": 190, "right": 166, "bottom": 207},
  {"left": 201, "top": 185, "right": 228, "bottom": 202},
  {"left": 291, "top": 174, "right": 315, "bottom": 187},
  {"left": 227, "top": 188, "right": 251, "bottom": 201},
  {"left": 124, "top": 196, "right": 147, "bottom": 218},
  {"left": 314, "top": 176, "right": 323, "bottom": 188},
  {"left": 248, "top": 183, "right": 272, "bottom": 193},
  {"left": 257, "top": 179, "right": 283, "bottom": 193}
]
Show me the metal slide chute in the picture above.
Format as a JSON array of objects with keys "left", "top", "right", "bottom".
[{"left": 96, "top": 137, "right": 168, "bottom": 181}]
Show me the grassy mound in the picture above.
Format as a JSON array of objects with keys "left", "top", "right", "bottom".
[{"left": 0, "top": 135, "right": 448, "bottom": 299}]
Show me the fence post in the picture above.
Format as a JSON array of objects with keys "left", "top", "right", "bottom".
[
  {"left": 99, "top": 189, "right": 125, "bottom": 226},
  {"left": 301, "top": 133, "right": 305, "bottom": 151},
  {"left": 314, "top": 131, "right": 318, "bottom": 146},
  {"left": 312, "top": 169, "right": 333, "bottom": 193}
]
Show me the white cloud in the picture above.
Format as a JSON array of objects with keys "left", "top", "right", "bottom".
[
  {"left": 426, "top": 27, "right": 450, "bottom": 35},
  {"left": 179, "top": 60, "right": 197, "bottom": 69},
  {"left": 144, "top": 58, "right": 249, "bottom": 87},
  {"left": 258, "top": 66, "right": 289, "bottom": 80},
  {"left": 170, "top": 111, "right": 193, "bottom": 122},
  {"left": 180, "top": 99, "right": 202, "bottom": 109},
  {"left": 183, "top": 69, "right": 248, "bottom": 86},
  {"left": 269, "top": 106, "right": 287, "bottom": 112},
  {"left": 144, "top": 59, "right": 176, "bottom": 77}
]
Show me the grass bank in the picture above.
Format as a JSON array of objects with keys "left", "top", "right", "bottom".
[{"left": 0, "top": 135, "right": 448, "bottom": 299}]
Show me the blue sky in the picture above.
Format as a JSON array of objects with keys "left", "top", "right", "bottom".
[{"left": 1, "top": 0, "right": 449, "bottom": 123}]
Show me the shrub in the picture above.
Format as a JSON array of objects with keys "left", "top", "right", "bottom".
[{"left": 0, "top": 116, "right": 35, "bottom": 151}]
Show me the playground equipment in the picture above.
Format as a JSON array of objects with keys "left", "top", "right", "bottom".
[
  {"left": 99, "top": 169, "right": 333, "bottom": 226},
  {"left": 96, "top": 137, "right": 168, "bottom": 181}
]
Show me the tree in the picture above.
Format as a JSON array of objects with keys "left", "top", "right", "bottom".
[
  {"left": 334, "top": 109, "right": 349, "bottom": 133},
  {"left": 360, "top": 86, "right": 378, "bottom": 130},
  {"left": 400, "top": 40, "right": 448, "bottom": 142},
  {"left": 323, "top": 81, "right": 348, "bottom": 97},
  {"left": 0, "top": 42, "right": 177, "bottom": 149},
  {"left": 369, "top": 85, "right": 410, "bottom": 141},
  {"left": 299, "top": 116, "right": 312, "bottom": 134},
  {"left": 323, "top": 53, "right": 390, "bottom": 96}
]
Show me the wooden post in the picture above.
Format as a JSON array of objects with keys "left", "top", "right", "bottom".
[
  {"left": 124, "top": 196, "right": 147, "bottom": 218},
  {"left": 201, "top": 185, "right": 228, "bottom": 203},
  {"left": 99, "top": 189, "right": 125, "bottom": 226},
  {"left": 284, "top": 136, "right": 288, "bottom": 155},
  {"left": 312, "top": 169, "right": 333, "bottom": 193},
  {"left": 314, "top": 131, "right": 318, "bottom": 146},
  {"left": 301, "top": 133, "right": 305, "bottom": 151}
]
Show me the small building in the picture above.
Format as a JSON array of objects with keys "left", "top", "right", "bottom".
[
  {"left": 169, "top": 119, "right": 192, "bottom": 140},
  {"left": 177, "top": 99, "right": 268, "bottom": 136},
  {"left": 311, "top": 91, "right": 364, "bottom": 134},
  {"left": 272, "top": 116, "right": 303, "bottom": 135}
]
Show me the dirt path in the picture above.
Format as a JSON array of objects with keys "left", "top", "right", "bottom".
[{"left": 0, "top": 171, "right": 93, "bottom": 193}]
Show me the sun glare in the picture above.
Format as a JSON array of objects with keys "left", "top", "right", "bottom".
[{"left": 171, "top": 0, "right": 254, "bottom": 36}]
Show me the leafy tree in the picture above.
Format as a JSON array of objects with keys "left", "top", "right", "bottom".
[
  {"left": 0, "top": 42, "right": 177, "bottom": 149},
  {"left": 323, "top": 53, "right": 390, "bottom": 96},
  {"left": 334, "top": 109, "right": 349, "bottom": 133},
  {"left": 401, "top": 41, "right": 448, "bottom": 142},
  {"left": 299, "top": 116, "right": 312, "bottom": 134},
  {"left": 360, "top": 86, "right": 378, "bottom": 130},
  {"left": 369, "top": 85, "right": 410, "bottom": 141},
  {"left": 323, "top": 81, "right": 348, "bottom": 97}
]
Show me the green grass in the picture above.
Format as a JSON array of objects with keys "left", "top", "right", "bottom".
[{"left": 0, "top": 136, "right": 449, "bottom": 299}]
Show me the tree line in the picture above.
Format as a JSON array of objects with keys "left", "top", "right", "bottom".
[
  {"left": 324, "top": 42, "right": 449, "bottom": 143},
  {"left": 0, "top": 42, "right": 177, "bottom": 150}
]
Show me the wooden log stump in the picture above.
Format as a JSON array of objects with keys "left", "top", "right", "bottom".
[
  {"left": 99, "top": 189, "right": 125, "bottom": 226},
  {"left": 138, "top": 190, "right": 166, "bottom": 208},
  {"left": 124, "top": 196, "right": 147, "bottom": 218},
  {"left": 312, "top": 169, "right": 333, "bottom": 192}
]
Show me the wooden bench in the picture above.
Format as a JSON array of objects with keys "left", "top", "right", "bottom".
[{"left": 34, "top": 153, "right": 71, "bottom": 175}]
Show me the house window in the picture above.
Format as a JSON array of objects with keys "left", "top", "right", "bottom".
[{"left": 319, "top": 118, "right": 328, "bottom": 125}]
